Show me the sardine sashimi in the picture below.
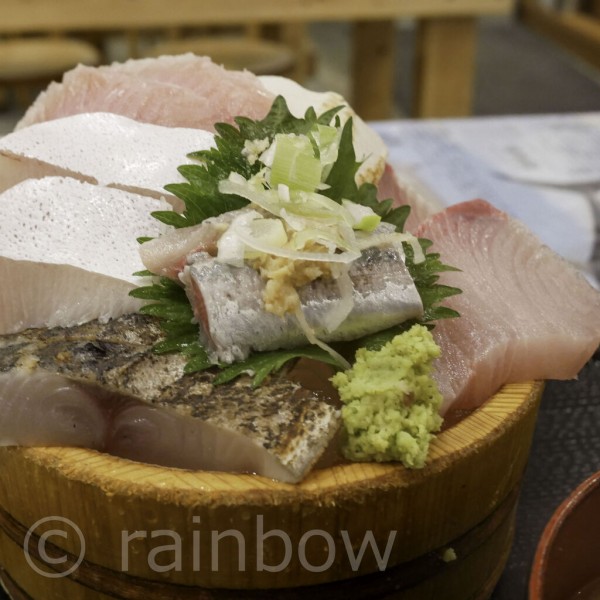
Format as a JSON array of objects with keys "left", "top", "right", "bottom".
[
  {"left": 16, "top": 55, "right": 275, "bottom": 132},
  {"left": 139, "top": 209, "right": 247, "bottom": 279},
  {"left": 0, "top": 112, "right": 215, "bottom": 208},
  {"left": 0, "top": 177, "right": 171, "bottom": 334},
  {"left": 416, "top": 199, "right": 600, "bottom": 413},
  {"left": 181, "top": 247, "right": 423, "bottom": 364},
  {"left": 0, "top": 314, "right": 340, "bottom": 483}
]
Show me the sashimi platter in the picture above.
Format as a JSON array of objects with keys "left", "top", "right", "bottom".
[{"left": 0, "top": 55, "right": 598, "bottom": 599}]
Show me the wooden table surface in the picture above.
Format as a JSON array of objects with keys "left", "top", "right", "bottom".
[{"left": 1, "top": 0, "right": 516, "bottom": 119}]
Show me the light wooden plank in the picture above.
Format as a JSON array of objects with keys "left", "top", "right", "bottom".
[
  {"left": 351, "top": 21, "right": 396, "bottom": 120},
  {"left": 1, "top": 0, "right": 515, "bottom": 33},
  {"left": 413, "top": 17, "right": 477, "bottom": 118},
  {"left": 521, "top": 0, "right": 600, "bottom": 70}
]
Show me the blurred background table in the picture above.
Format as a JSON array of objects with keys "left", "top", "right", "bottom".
[{"left": 1, "top": 0, "right": 515, "bottom": 120}]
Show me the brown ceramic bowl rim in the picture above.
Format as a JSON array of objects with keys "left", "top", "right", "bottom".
[{"left": 529, "top": 469, "right": 600, "bottom": 599}]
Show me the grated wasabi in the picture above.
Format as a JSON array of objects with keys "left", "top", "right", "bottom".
[{"left": 331, "top": 324, "right": 443, "bottom": 468}]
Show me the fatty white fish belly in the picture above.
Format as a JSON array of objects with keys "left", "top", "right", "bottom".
[
  {"left": 0, "top": 176, "right": 171, "bottom": 334},
  {"left": 0, "top": 112, "right": 215, "bottom": 207},
  {"left": 416, "top": 199, "right": 600, "bottom": 414}
]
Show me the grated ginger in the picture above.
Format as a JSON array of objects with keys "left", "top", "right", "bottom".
[{"left": 250, "top": 254, "right": 333, "bottom": 316}]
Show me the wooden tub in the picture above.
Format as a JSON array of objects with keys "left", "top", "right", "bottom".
[{"left": 0, "top": 381, "right": 544, "bottom": 599}]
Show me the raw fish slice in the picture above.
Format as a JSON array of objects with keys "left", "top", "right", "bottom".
[
  {"left": 0, "top": 314, "right": 340, "bottom": 483},
  {"left": 16, "top": 67, "right": 206, "bottom": 130},
  {"left": 0, "top": 372, "right": 107, "bottom": 448},
  {"left": 16, "top": 56, "right": 274, "bottom": 132},
  {"left": 111, "top": 54, "right": 274, "bottom": 116},
  {"left": 139, "top": 209, "right": 245, "bottom": 279},
  {"left": 377, "top": 163, "right": 439, "bottom": 233},
  {"left": 0, "top": 177, "right": 171, "bottom": 334},
  {"left": 15, "top": 55, "right": 388, "bottom": 188},
  {"left": 416, "top": 199, "right": 600, "bottom": 413},
  {"left": 182, "top": 247, "right": 423, "bottom": 364},
  {"left": 0, "top": 113, "right": 215, "bottom": 207}
]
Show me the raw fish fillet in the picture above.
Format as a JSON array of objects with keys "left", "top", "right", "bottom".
[
  {"left": 0, "top": 314, "right": 341, "bottom": 483},
  {"left": 377, "top": 163, "right": 439, "bottom": 233},
  {"left": 0, "top": 177, "right": 171, "bottom": 334},
  {"left": 16, "top": 55, "right": 274, "bottom": 132},
  {"left": 181, "top": 247, "right": 423, "bottom": 364},
  {"left": 139, "top": 209, "right": 244, "bottom": 279},
  {"left": 416, "top": 199, "right": 600, "bottom": 413},
  {"left": 0, "top": 113, "right": 215, "bottom": 207}
]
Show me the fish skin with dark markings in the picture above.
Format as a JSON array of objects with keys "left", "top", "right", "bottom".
[{"left": 0, "top": 314, "right": 341, "bottom": 483}]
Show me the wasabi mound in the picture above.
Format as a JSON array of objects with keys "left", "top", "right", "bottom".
[{"left": 331, "top": 324, "right": 443, "bottom": 468}]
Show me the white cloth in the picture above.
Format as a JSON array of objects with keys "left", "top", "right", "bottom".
[{"left": 370, "top": 113, "right": 599, "bottom": 273}]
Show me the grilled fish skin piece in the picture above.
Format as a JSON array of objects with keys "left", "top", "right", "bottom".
[
  {"left": 181, "top": 246, "right": 424, "bottom": 364},
  {"left": 0, "top": 314, "right": 340, "bottom": 483}
]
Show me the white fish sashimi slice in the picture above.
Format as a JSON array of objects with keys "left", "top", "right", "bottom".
[
  {"left": 139, "top": 208, "right": 246, "bottom": 279},
  {"left": 0, "top": 372, "right": 290, "bottom": 478},
  {"left": 0, "top": 313, "right": 341, "bottom": 483},
  {"left": 0, "top": 372, "right": 107, "bottom": 448},
  {"left": 0, "top": 260, "right": 144, "bottom": 336},
  {"left": 0, "top": 112, "right": 215, "bottom": 208},
  {"left": 0, "top": 177, "right": 171, "bottom": 334},
  {"left": 16, "top": 57, "right": 275, "bottom": 132},
  {"left": 107, "top": 404, "right": 305, "bottom": 482},
  {"left": 416, "top": 199, "right": 600, "bottom": 414}
]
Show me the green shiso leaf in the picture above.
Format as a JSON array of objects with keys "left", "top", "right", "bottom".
[
  {"left": 130, "top": 95, "right": 461, "bottom": 382},
  {"left": 214, "top": 346, "right": 341, "bottom": 388}
]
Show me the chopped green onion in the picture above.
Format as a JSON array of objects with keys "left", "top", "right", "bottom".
[{"left": 269, "top": 134, "right": 322, "bottom": 193}]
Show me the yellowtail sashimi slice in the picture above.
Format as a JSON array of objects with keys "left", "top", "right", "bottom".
[
  {"left": 16, "top": 55, "right": 275, "bottom": 132},
  {"left": 416, "top": 199, "right": 600, "bottom": 414}
]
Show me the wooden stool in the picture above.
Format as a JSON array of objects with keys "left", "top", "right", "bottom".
[
  {"left": 0, "top": 37, "right": 101, "bottom": 107},
  {"left": 143, "top": 36, "right": 297, "bottom": 77}
]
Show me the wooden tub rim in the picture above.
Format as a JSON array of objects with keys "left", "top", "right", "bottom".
[{"left": 12, "top": 380, "right": 544, "bottom": 504}]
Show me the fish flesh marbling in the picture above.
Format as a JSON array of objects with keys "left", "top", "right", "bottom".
[
  {"left": 0, "top": 314, "right": 340, "bottom": 483},
  {"left": 181, "top": 246, "right": 424, "bottom": 364},
  {"left": 416, "top": 199, "right": 600, "bottom": 413},
  {"left": 0, "top": 176, "right": 171, "bottom": 334},
  {"left": 16, "top": 55, "right": 275, "bottom": 132}
]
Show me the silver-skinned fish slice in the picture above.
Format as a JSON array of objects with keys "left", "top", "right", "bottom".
[
  {"left": 416, "top": 199, "right": 600, "bottom": 414},
  {"left": 181, "top": 246, "right": 424, "bottom": 364},
  {"left": 0, "top": 314, "right": 340, "bottom": 483}
]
